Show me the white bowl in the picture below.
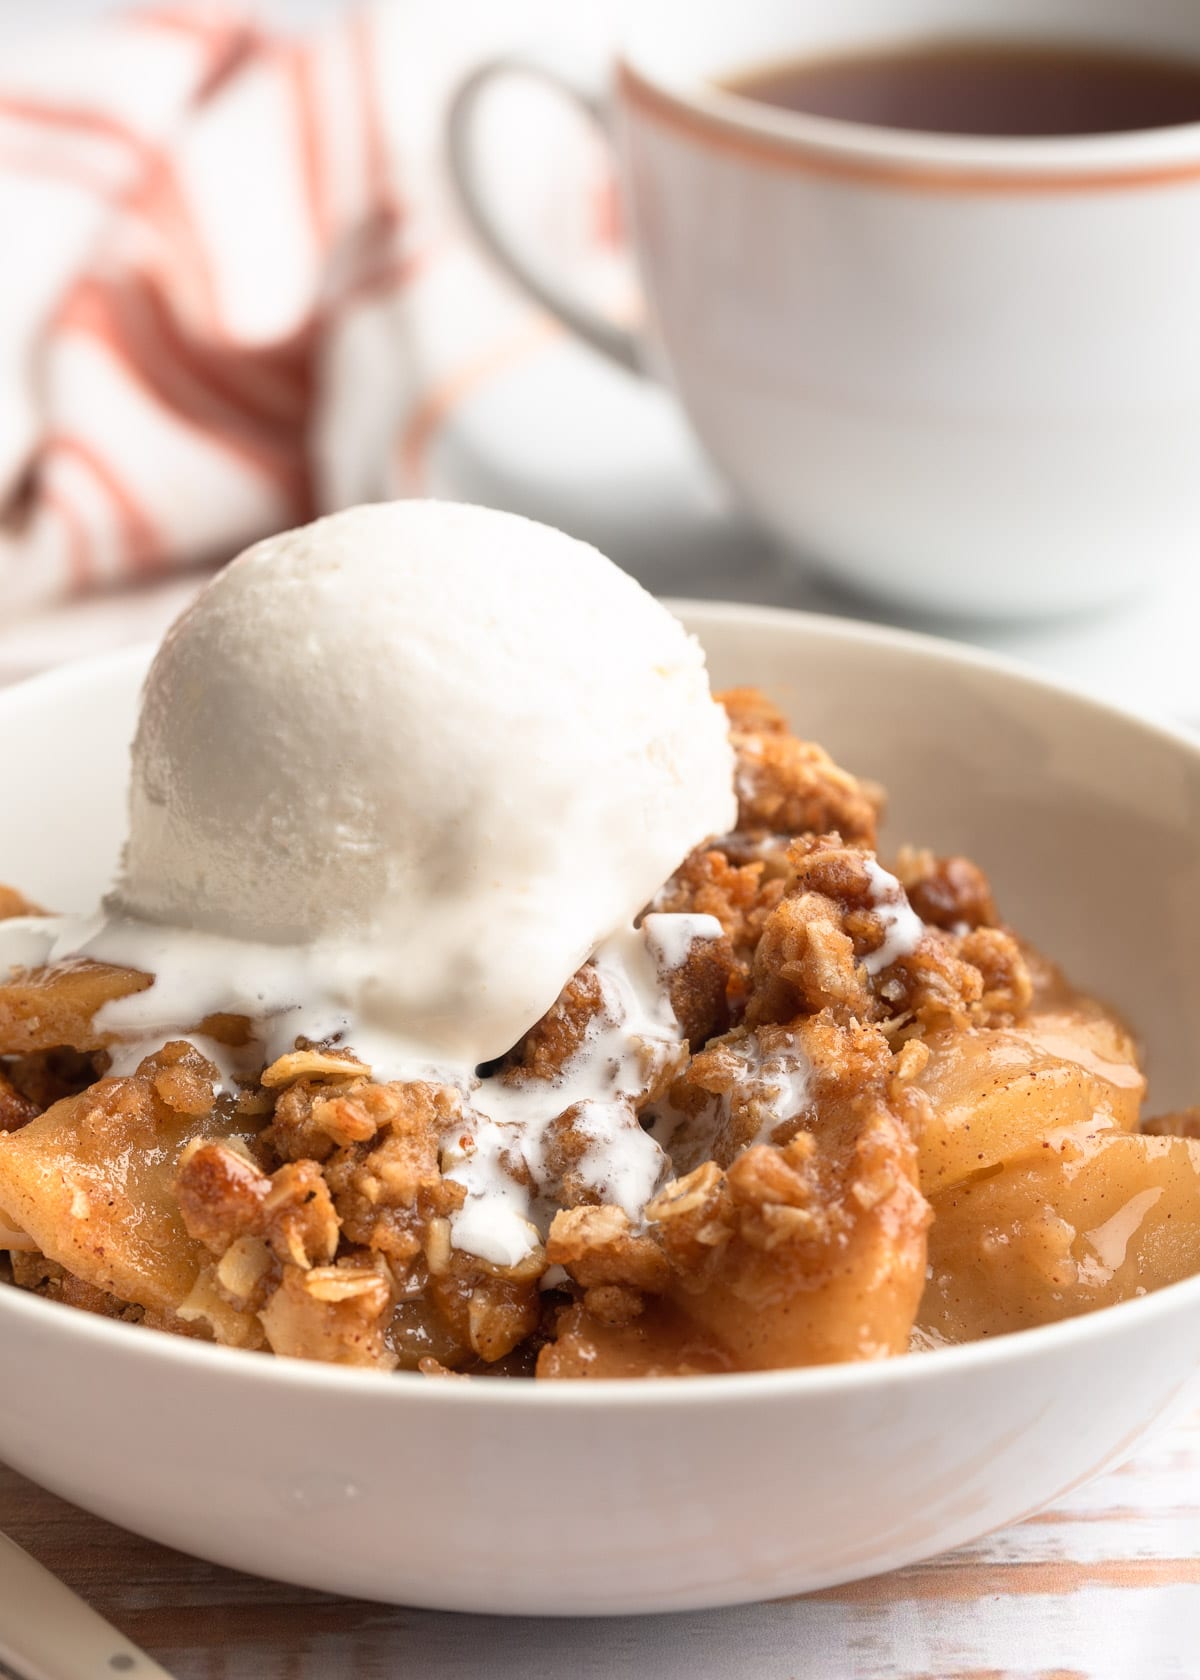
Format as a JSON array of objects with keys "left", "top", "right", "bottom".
[{"left": 2, "top": 605, "right": 1200, "bottom": 1616}]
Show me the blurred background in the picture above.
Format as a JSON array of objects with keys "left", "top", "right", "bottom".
[{"left": 1, "top": 0, "right": 1196, "bottom": 727}]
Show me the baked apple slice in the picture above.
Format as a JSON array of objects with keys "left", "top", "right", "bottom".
[
  {"left": 920, "top": 1129, "right": 1200, "bottom": 1341},
  {"left": 913, "top": 1002, "right": 1143, "bottom": 1198},
  {"left": 0, "top": 1042, "right": 258, "bottom": 1316}
]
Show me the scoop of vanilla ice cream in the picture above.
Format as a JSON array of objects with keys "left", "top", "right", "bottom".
[{"left": 110, "top": 501, "right": 736, "bottom": 1067}]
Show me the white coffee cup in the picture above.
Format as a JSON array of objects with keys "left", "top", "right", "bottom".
[{"left": 449, "top": 0, "right": 1200, "bottom": 619}]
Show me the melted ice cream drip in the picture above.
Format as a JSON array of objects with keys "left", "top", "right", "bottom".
[
  {"left": 104, "top": 1031, "right": 263, "bottom": 1097},
  {"left": 741, "top": 1033, "right": 813, "bottom": 1147},
  {"left": 642, "top": 911, "right": 723, "bottom": 973},
  {"left": 0, "top": 909, "right": 722, "bottom": 1270},
  {"left": 862, "top": 860, "right": 925, "bottom": 976},
  {"left": 0, "top": 913, "right": 476, "bottom": 1084},
  {"left": 647, "top": 1028, "right": 813, "bottom": 1166},
  {"left": 443, "top": 915, "right": 723, "bottom": 1268}
]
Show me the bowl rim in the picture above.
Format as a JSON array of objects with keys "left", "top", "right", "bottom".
[
  {"left": 2, "top": 604, "right": 1200, "bottom": 1408},
  {"left": 4, "top": 1248, "right": 1200, "bottom": 1408}
]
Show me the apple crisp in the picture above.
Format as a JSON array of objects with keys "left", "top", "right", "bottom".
[{"left": 2, "top": 688, "right": 1198, "bottom": 1378}]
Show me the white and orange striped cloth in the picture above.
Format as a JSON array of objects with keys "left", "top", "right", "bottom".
[{"left": 0, "top": 0, "right": 636, "bottom": 616}]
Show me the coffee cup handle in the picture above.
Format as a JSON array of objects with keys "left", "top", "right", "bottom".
[{"left": 447, "top": 55, "right": 644, "bottom": 376}]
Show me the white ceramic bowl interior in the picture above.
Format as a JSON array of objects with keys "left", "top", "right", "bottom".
[{"left": 2, "top": 604, "right": 1200, "bottom": 1615}]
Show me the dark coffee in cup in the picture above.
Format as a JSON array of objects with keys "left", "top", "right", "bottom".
[{"left": 722, "top": 38, "right": 1200, "bottom": 138}]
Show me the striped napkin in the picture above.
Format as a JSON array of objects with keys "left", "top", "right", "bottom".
[{"left": 0, "top": 0, "right": 621, "bottom": 616}]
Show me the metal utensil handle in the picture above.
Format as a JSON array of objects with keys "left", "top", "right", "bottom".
[{"left": 0, "top": 1530, "right": 176, "bottom": 1680}]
